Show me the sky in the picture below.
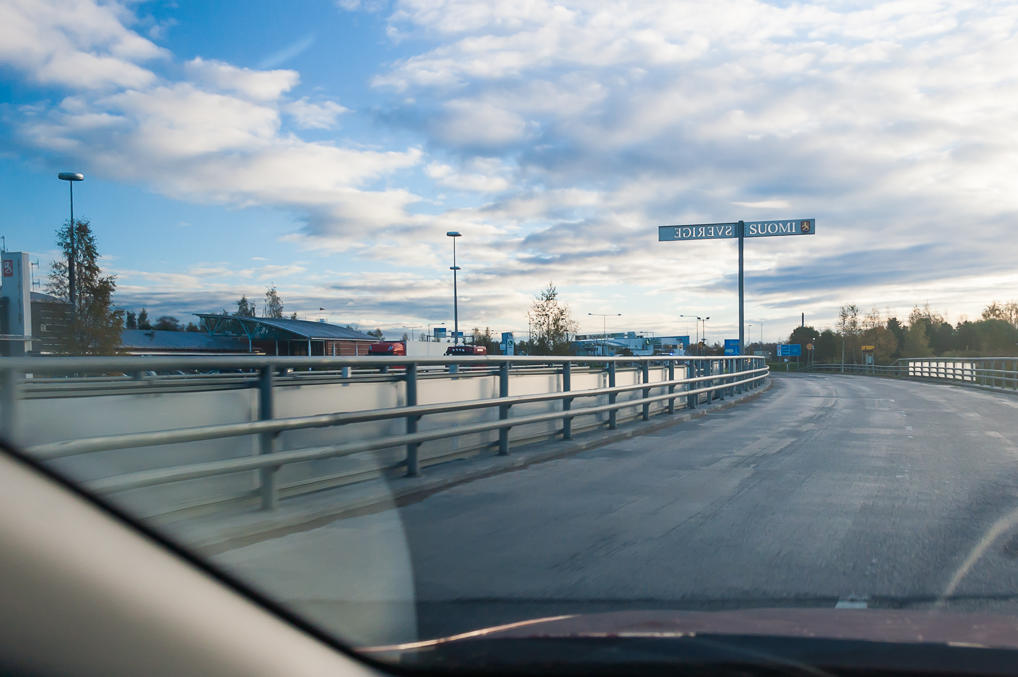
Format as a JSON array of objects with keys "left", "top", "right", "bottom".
[{"left": 1, "top": 0, "right": 1017, "bottom": 344}]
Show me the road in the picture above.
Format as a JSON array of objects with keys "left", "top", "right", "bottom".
[{"left": 212, "top": 374, "right": 1018, "bottom": 645}]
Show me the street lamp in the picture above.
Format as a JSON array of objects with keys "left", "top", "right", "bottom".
[
  {"left": 446, "top": 231, "right": 461, "bottom": 345},
  {"left": 679, "top": 314, "right": 709, "bottom": 355},
  {"left": 588, "top": 312, "right": 621, "bottom": 356},
  {"left": 58, "top": 172, "right": 84, "bottom": 317}
]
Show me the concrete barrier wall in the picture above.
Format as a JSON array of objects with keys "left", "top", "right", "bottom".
[{"left": 16, "top": 364, "right": 707, "bottom": 518}]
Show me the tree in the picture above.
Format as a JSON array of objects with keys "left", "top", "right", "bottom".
[
  {"left": 289, "top": 312, "right": 298, "bottom": 320},
  {"left": 527, "top": 283, "right": 577, "bottom": 355},
  {"left": 975, "top": 319, "right": 1018, "bottom": 354},
  {"left": 400, "top": 332, "right": 409, "bottom": 343},
  {"left": 154, "top": 316, "right": 181, "bottom": 331},
  {"left": 861, "top": 325, "right": 898, "bottom": 364},
  {"left": 982, "top": 301, "right": 1018, "bottom": 328},
  {"left": 137, "top": 308, "right": 152, "bottom": 330},
  {"left": 788, "top": 325, "right": 819, "bottom": 347},
  {"left": 838, "top": 304, "right": 860, "bottom": 362},
  {"left": 814, "top": 329, "right": 839, "bottom": 363},
  {"left": 185, "top": 322, "right": 200, "bottom": 332},
  {"left": 46, "top": 219, "right": 124, "bottom": 355},
  {"left": 367, "top": 328, "right": 384, "bottom": 339},
  {"left": 236, "top": 295, "right": 255, "bottom": 317},
  {"left": 471, "top": 327, "right": 500, "bottom": 354},
  {"left": 264, "top": 286, "right": 284, "bottom": 319},
  {"left": 903, "top": 321, "right": 933, "bottom": 357},
  {"left": 886, "top": 317, "right": 906, "bottom": 358},
  {"left": 125, "top": 311, "right": 137, "bottom": 330}
]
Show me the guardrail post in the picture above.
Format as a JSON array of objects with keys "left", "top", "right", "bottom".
[
  {"left": 667, "top": 360, "right": 676, "bottom": 414},
  {"left": 0, "top": 367, "right": 21, "bottom": 445},
  {"left": 641, "top": 360, "right": 651, "bottom": 421},
  {"left": 562, "top": 361, "right": 573, "bottom": 440},
  {"left": 341, "top": 366, "right": 351, "bottom": 378},
  {"left": 449, "top": 362, "right": 459, "bottom": 375},
  {"left": 608, "top": 361, "right": 618, "bottom": 429},
  {"left": 258, "top": 366, "right": 279, "bottom": 511},
  {"left": 405, "top": 364, "right": 420, "bottom": 476},
  {"left": 498, "top": 361, "right": 510, "bottom": 455},
  {"left": 686, "top": 362, "right": 696, "bottom": 410}
]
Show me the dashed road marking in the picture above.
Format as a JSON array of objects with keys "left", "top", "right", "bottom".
[{"left": 835, "top": 597, "right": 868, "bottom": 609}]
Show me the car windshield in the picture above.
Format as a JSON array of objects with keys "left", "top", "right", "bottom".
[{"left": 5, "top": 0, "right": 1018, "bottom": 672}]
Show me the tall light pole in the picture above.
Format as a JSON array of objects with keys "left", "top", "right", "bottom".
[
  {"left": 680, "top": 314, "right": 709, "bottom": 355},
  {"left": 58, "top": 172, "right": 84, "bottom": 320},
  {"left": 446, "top": 231, "right": 461, "bottom": 344},
  {"left": 588, "top": 312, "right": 621, "bottom": 356}
]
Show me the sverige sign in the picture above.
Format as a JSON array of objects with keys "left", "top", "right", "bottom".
[{"left": 658, "top": 219, "right": 814, "bottom": 241}]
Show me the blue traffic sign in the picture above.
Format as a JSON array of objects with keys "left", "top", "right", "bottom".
[
  {"left": 777, "top": 343, "right": 802, "bottom": 357},
  {"left": 658, "top": 219, "right": 814, "bottom": 241},
  {"left": 744, "top": 219, "right": 815, "bottom": 238},
  {"left": 723, "top": 339, "right": 741, "bottom": 355},
  {"left": 658, "top": 222, "right": 737, "bottom": 241}
]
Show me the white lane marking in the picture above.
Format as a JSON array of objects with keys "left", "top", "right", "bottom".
[
  {"left": 938, "top": 505, "right": 1018, "bottom": 607},
  {"left": 835, "top": 597, "right": 868, "bottom": 609}
]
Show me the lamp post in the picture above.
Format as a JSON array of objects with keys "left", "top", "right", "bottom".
[
  {"left": 57, "top": 172, "right": 84, "bottom": 320},
  {"left": 680, "top": 314, "right": 709, "bottom": 355},
  {"left": 446, "top": 231, "right": 461, "bottom": 345},
  {"left": 588, "top": 312, "right": 621, "bottom": 356}
]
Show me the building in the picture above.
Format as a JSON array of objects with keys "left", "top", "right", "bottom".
[
  {"left": 119, "top": 329, "right": 250, "bottom": 356},
  {"left": 195, "top": 314, "right": 378, "bottom": 356},
  {"left": 0, "top": 251, "right": 72, "bottom": 356},
  {"left": 573, "top": 331, "right": 690, "bottom": 357}
]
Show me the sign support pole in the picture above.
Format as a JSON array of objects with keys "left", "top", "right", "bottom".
[{"left": 738, "top": 220, "right": 745, "bottom": 356}]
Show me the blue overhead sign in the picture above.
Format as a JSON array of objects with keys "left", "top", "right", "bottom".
[
  {"left": 744, "top": 219, "right": 815, "bottom": 238},
  {"left": 723, "top": 339, "right": 741, "bottom": 356},
  {"left": 658, "top": 219, "right": 815, "bottom": 242},
  {"left": 658, "top": 222, "right": 737, "bottom": 241},
  {"left": 777, "top": 343, "right": 802, "bottom": 357}
]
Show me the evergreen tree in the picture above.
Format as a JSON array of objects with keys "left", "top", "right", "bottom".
[
  {"left": 236, "top": 295, "right": 255, "bottom": 317},
  {"left": 46, "top": 219, "right": 124, "bottom": 355}
]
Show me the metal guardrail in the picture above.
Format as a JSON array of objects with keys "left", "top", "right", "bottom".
[
  {"left": 810, "top": 357, "right": 1018, "bottom": 392},
  {"left": 0, "top": 354, "right": 768, "bottom": 511}
]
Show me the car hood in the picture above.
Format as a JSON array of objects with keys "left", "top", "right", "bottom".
[{"left": 365, "top": 608, "right": 1018, "bottom": 653}]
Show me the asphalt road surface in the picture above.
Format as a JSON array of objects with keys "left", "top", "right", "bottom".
[{"left": 213, "top": 374, "right": 1018, "bottom": 645}]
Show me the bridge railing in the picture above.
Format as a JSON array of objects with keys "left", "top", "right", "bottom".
[
  {"left": 0, "top": 354, "right": 768, "bottom": 514},
  {"left": 810, "top": 357, "right": 1018, "bottom": 392}
]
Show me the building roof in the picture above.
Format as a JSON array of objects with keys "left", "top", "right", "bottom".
[
  {"left": 30, "top": 291, "right": 68, "bottom": 305},
  {"left": 120, "top": 329, "right": 249, "bottom": 352},
  {"left": 195, "top": 314, "right": 377, "bottom": 341}
]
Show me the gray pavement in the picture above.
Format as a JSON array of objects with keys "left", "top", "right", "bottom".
[{"left": 209, "top": 374, "right": 1018, "bottom": 645}]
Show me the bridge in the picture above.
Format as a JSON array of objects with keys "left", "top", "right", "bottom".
[{"left": 4, "top": 355, "right": 1018, "bottom": 646}]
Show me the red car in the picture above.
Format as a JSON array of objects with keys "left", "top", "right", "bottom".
[{"left": 368, "top": 341, "right": 406, "bottom": 356}]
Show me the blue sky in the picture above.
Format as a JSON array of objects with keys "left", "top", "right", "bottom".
[{"left": 2, "top": 0, "right": 1017, "bottom": 343}]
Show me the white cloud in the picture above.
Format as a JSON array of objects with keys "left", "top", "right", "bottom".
[
  {"left": 285, "top": 97, "right": 350, "bottom": 129},
  {"left": 0, "top": 0, "right": 164, "bottom": 90},
  {"left": 185, "top": 57, "right": 299, "bottom": 102}
]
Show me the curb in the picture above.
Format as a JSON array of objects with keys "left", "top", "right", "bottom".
[{"left": 183, "top": 379, "right": 774, "bottom": 554}]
